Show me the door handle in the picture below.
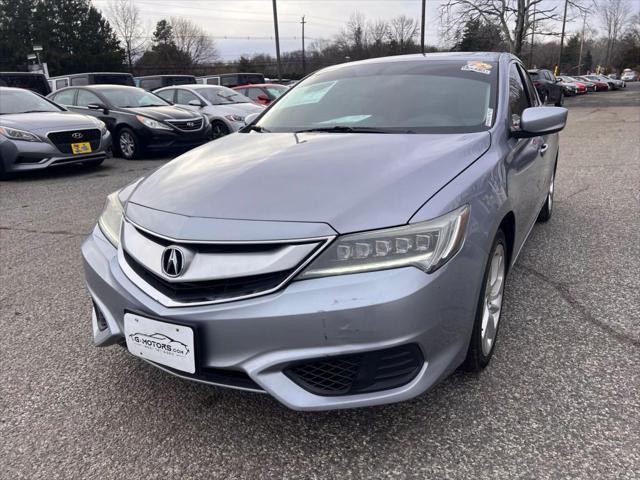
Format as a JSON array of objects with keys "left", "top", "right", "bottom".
[{"left": 539, "top": 143, "right": 549, "bottom": 156}]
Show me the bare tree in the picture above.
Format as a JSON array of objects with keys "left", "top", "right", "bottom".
[
  {"left": 170, "top": 17, "right": 218, "bottom": 64},
  {"left": 597, "top": 0, "right": 632, "bottom": 65},
  {"left": 440, "top": 0, "right": 560, "bottom": 56},
  {"left": 388, "top": 15, "right": 418, "bottom": 50},
  {"left": 107, "top": 0, "right": 146, "bottom": 70}
]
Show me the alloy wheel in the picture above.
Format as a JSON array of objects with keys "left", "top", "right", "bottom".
[
  {"left": 119, "top": 131, "right": 135, "bottom": 158},
  {"left": 480, "top": 243, "right": 506, "bottom": 356}
]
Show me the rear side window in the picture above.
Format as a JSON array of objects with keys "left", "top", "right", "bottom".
[
  {"left": 52, "top": 89, "right": 76, "bottom": 106},
  {"left": 509, "top": 64, "right": 529, "bottom": 129},
  {"left": 71, "top": 77, "right": 89, "bottom": 86},
  {"left": 140, "top": 78, "right": 162, "bottom": 90}
]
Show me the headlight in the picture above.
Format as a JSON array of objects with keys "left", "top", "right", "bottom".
[
  {"left": 0, "top": 126, "right": 41, "bottom": 142},
  {"left": 98, "top": 192, "right": 124, "bottom": 247},
  {"left": 136, "top": 115, "right": 172, "bottom": 130},
  {"left": 298, "top": 205, "right": 470, "bottom": 280},
  {"left": 90, "top": 117, "right": 108, "bottom": 134},
  {"left": 225, "top": 114, "right": 244, "bottom": 122}
]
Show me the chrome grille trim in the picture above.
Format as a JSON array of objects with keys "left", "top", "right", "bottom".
[{"left": 117, "top": 218, "right": 335, "bottom": 308}]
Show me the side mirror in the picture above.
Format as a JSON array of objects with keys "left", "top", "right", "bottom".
[
  {"left": 188, "top": 99, "right": 204, "bottom": 107},
  {"left": 244, "top": 112, "right": 260, "bottom": 125},
  {"left": 512, "top": 106, "right": 567, "bottom": 138},
  {"left": 256, "top": 94, "right": 270, "bottom": 102},
  {"left": 88, "top": 103, "right": 108, "bottom": 114}
]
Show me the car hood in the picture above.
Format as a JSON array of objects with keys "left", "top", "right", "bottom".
[
  {"left": 128, "top": 131, "right": 491, "bottom": 234},
  {"left": 124, "top": 105, "right": 200, "bottom": 120},
  {"left": 204, "top": 103, "right": 264, "bottom": 117},
  {"left": 0, "top": 111, "right": 99, "bottom": 134}
]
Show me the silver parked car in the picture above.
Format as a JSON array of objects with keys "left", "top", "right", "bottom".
[
  {"left": 0, "top": 87, "right": 111, "bottom": 178},
  {"left": 82, "top": 52, "right": 567, "bottom": 411},
  {"left": 154, "top": 85, "right": 264, "bottom": 139}
]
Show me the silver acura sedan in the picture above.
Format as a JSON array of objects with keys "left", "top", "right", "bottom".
[
  {"left": 0, "top": 87, "right": 111, "bottom": 178},
  {"left": 82, "top": 52, "right": 567, "bottom": 411}
]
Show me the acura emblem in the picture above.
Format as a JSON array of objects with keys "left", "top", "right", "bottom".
[
  {"left": 186, "top": 121, "right": 195, "bottom": 127},
  {"left": 161, "top": 246, "right": 186, "bottom": 277},
  {"left": 72, "top": 132, "right": 84, "bottom": 139}
]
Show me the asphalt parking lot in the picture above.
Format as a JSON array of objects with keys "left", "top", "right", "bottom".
[{"left": 1, "top": 84, "right": 639, "bottom": 479}]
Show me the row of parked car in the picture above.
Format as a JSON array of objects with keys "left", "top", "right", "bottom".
[
  {"left": 527, "top": 68, "right": 634, "bottom": 107},
  {"left": 0, "top": 71, "right": 293, "bottom": 177}
]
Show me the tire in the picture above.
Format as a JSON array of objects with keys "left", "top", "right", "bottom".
[
  {"left": 555, "top": 92, "right": 564, "bottom": 107},
  {"left": 537, "top": 169, "right": 555, "bottom": 222},
  {"left": 211, "top": 120, "right": 230, "bottom": 140},
  {"left": 541, "top": 91, "right": 549, "bottom": 105},
  {"left": 116, "top": 128, "right": 141, "bottom": 160},
  {"left": 462, "top": 230, "right": 508, "bottom": 372}
]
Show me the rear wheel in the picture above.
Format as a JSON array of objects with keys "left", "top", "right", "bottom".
[
  {"left": 537, "top": 170, "right": 555, "bottom": 222},
  {"left": 463, "top": 230, "right": 508, "bottom": 372}
]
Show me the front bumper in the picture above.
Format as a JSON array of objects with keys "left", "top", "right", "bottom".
[
  {"left": 82, "top": 226, "right": 482, "bottom": 411},
  {"left": 0, "top": 131, "right": 112, "bottom": 173},
  {"left": 141, "top": 125, "right": 213, "bottom": 150}
]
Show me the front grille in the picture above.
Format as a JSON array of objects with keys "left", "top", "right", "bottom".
[
  {"left": 124, "top": 250, "right": 295, "bottom": 304},
  {"left": 48, "top": 128, "right": 101, "bottom": 154},
  {"left": 284, "top": 344, "right": 424, "bottom": 396},
  {"left": 166, "top": 118, "right": 203, "bottom": 131}
]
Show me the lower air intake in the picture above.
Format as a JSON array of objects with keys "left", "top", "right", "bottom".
[{"left": 284, "top": 344, "right": 424, "bottom": 396}]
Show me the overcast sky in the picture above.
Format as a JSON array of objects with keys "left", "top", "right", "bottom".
[{"left": 92, "top": 0, "right": 588, "bottom": 60}]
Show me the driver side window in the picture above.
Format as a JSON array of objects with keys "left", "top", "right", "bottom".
[
  {"left": 509, "top": 64, "right": 530, "bottom": 130},
  {"left": 176, "top": 89, "right": 199, "bottom": 105}
]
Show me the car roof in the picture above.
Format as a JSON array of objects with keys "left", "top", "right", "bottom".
[
  {"left": 234, "top": 83, "right": 286, "bottom": 88},
  {"left": 49, "top": 72, "right": 131, "bottom": 79},
  {"left": 135, "top": 75, "right": 196, "bottom": 79}
]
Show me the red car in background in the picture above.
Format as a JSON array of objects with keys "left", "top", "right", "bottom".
[
  {"left": 233, "top": 83, "right": 289, "bottom": 105},
  {"left": 575, "top": 76, "right": 609, "bottom": 91}
]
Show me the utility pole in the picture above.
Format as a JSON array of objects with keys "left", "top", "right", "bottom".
[
  {"left": 420, "top": 0, "right": 426, "bottom": 54},
  {"left": 529, "top": 2, "right": 537, "bottom": 67},
  {"left": 557, "top": 0, "right": 569, "bottom": 76},
  {"left": 301, "top": 15, "right": 306, "bottom": 75},
  {"left": 272, "top": 0, "right": 282, "bottom": 81},
  {"left": 577, "top": 11, "right": 587, "bottom": 75}
]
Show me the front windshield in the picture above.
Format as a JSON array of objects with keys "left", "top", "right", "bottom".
[
  {"left": 0, "top": 89, "right": 62, "bottom": 114},
  {"left": 197, "top": 86, "right": 252, "bottom": 105},
  {"left": 255, "top": 59, "right": 498, "bottom": 133},
  {"left": 100, "top": 88, "right": 169, "bottom": 108}
]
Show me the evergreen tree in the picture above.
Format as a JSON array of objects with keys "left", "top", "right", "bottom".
[
  {"left": 0, "top": 0, "right": 36, "bottom": 71},
  {"left": 454, "top": 20, "right": 505, "bottom": 52},
  {"left": 136, "top": 20, "right": 192, "bottom": 73},
  {"left": 1, "top": 0, "right": 124, "bottom": 74}
]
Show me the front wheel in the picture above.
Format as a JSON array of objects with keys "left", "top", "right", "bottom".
[
  {"left": 211, "top": 121, "right": 230, "bottom": 140},
  {"left": 116, "top": 128, "right": 141, "bottom": 160},
  {"left": 462, "top": 230, "right": 508, "bottom": 372},
  {"left": 555, "top": 92, "right": 564, "bottom": 107}
]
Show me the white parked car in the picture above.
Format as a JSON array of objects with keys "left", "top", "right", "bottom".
[
  {"left": 155, "top": 85, "right": 265, "bottom": 139},
  {"left": 621, "top": 70, "right": 638, "bottom": 82}
]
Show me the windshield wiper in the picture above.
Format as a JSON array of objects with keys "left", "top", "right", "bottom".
[
  {"left": 20, "top": 110, "right": 54, "bottom": 113},
  {"left": 245, "top": 124, "right": 270, "bottom": 133},
  {"left": 294, "top": 125, "right": 397, "bottom": 134}
]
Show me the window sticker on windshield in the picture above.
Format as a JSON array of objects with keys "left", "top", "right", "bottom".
[
  {"left": 461, "top": 61, "right": 493, "bottom": 75},
  {"left": 485, "top": 108, "right": 494, "bottom": 127}
]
